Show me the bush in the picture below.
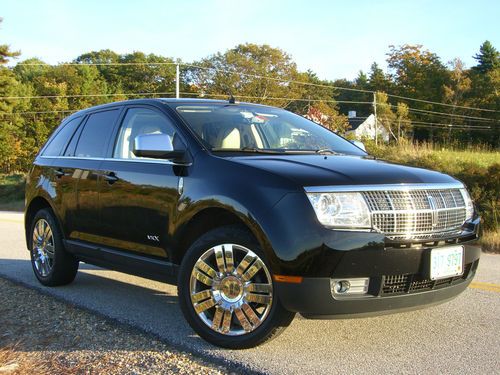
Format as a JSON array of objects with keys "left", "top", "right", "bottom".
[{"left": 0, "top": 174, "right": 25, "bottom": 210}]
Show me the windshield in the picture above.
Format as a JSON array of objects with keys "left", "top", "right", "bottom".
[{"left": 173, "top": 103, "right": 366, "bottom": 156}]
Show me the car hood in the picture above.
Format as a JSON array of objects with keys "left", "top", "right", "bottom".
[{"left": 229, "top": 154, "right": 458, "bottom": 187}]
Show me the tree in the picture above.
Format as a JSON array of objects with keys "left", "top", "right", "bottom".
[
  {"left": 0, "top": 18, "right": 19, "bottom": 64},
  {"left": 304, "top": 101, "right": 349, "bottom": 133},
  {"left": 395, "top": 102, "right": 411, "bottom": 141},
  {"left": 75, "top": 50, "right": 177, "bottom": 97},
  {"left": 286, "top": 70, "right": 338, "bottom": 115},
  {"left": 386, "top": 44, "right": 448, "bottom": 101},
  {"left": 375, "top": 91, "right": 396, "bottom": 140},
  {"left": 442, "top": 58, "right": 471, "bottom": 135},
  {"left": 368, "top": 62, "right": 392, "bottom": 92},
  {"left": 468, "top": 41, "right": 500, "bottom": 113},
  {"left": 472, "top": 41, "right": 499, "bottom": 74},
  {"left": 355, "top": 71, "right": 369, "bottom": 88},
  {"left": 185, "top": 43, "right": 305, "bottom": 107},
  {"left": 0, "top": 18, "right": 23, "bottom": 172}
]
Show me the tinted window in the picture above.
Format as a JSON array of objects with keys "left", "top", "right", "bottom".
[
  {"left": 175, "top": 104, "right": 366, "bottom": 156},
  {"left": 42, "top": 117, "right": 82, "bottom": 156},
  {"left": 75, "top": 110, "right": 120, "bottom": 158},
  {"left": 114, "top": 108, "right": 175, "bottom": 159}
]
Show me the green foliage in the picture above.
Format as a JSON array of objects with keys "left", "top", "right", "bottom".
[{"left": 472, "top": 41, "right": 499, "bottom": 74}]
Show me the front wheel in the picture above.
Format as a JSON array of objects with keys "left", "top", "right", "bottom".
[{"left": 178, "top": 226, "right": 295, "bottom": 349}]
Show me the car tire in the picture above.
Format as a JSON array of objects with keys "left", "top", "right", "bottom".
[
  {"left": 178, "top": 225, "right": 295, "bottom": 349},
  {"left": 29, "top": 208, "right": 79, "bottom": 286}
]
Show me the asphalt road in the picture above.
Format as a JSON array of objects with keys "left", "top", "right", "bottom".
[{"left": 1, "top": 211, "right": 499, "bottom": 374}]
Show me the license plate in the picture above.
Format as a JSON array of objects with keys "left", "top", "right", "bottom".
[{"left": 430, "top": 246, "right": 464, "bottom": 280}]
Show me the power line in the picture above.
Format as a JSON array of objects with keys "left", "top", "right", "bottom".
[
  {"left": 181, "top": 63, "right": 374, "bottom": 94},
  {"left": 410, "top": 120, "right": 491, "bottom": 129},
  {"left": 15, "top": 62, "right": 177, "bottom": 67},
  {"left": 411, "top": 123, "right": 493, "bottom": 131},
  {"left": 182, "top": 63, "right": 500, "bottom": 113},
  {"left": 7, "top": 60, "right": 499, "bottom": 114},
  {"left": 0, "top": 91, "right": 175, "bottom": 100},
  {"left": 386, "top": 104, "right": 498, "bottom": 122},
  {"left": 196, "top": 92, "right": 373, "bottom": 105},
  {"left": 0, "top": 92, "right": 497, "bottom": 129},
  {"left": 385, "top": 93, "right": 499, "bottom": 113}
]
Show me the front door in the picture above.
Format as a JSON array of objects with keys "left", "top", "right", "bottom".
[{"left": 98, "top": 106, "right": 181, "bottom": 260}]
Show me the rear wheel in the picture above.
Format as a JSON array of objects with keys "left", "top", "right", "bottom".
[
  {"left": 29, "top": 208, "right": 79, "bottom": 286},
  {"left": 178, "top": 226, "right": 295, "bottom": 349}
]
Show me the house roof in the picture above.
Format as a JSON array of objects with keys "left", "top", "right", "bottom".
[{"left": 348, "top": 116, "right": 369, "bottom": 131}]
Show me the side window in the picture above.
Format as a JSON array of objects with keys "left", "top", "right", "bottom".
[
  {"left": 42, "top": 117, "right": 82, "bottom": 156},
  {"left": 75, "top": 110, "right": 120, "bottom": 158},
  {"left": 113, "top": 108, "right": 176, "bottom": 159}
]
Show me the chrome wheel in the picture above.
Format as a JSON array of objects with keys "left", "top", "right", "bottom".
[
  {"left": 32, "top": 219, "right": 55, "bottom": 277},
  {"left": 189, "top": 244, "right": 273, "bottom": 336}
]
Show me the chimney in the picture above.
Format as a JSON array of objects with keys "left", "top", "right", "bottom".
[{"left": 348, "top": 110, "right": 356, "bottom": 119}]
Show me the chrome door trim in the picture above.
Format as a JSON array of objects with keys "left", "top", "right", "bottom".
[{"left": 38, "top": 155, "right": 192, "bottom": 167}]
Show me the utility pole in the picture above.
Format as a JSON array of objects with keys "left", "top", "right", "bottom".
[
  {"left": 373, "top": 92, "right": 378, "bottom": 145},
  {"left": 398, "top": 118, "right": 401, "bottom": 143},
  {"left": 176, "top": 63, "right": 180, "bottom": 99}
]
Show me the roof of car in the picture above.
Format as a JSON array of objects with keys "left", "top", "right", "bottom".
[{"left": 65, "top": 98, "right": 273, "bottom": 121}]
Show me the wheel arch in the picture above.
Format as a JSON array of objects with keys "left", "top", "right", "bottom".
[
  {"left": 171, "top": 205, "right": 274, "bottom": 266},
  {"left": 24, "top": 196, "right": 62, "bottom": 249}
]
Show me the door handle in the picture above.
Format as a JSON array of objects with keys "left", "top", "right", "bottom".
[
  {"left": 104, "top": 172, "right": 119, "bottom": 184},
  {"left": 54, "top": 168, "right": 65, "bottom": 178}
]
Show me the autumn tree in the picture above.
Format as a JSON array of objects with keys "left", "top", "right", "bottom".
[
  {"left": 304, "top": 101, "right": 349, "bottom": 133},
  {"left": 386, "top": 44, "right": 448, "bottom": 101},
  {"left": 185, "top": 43, "right": 305, "bottom": 107}
]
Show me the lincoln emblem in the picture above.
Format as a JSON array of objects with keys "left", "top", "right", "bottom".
[{"left": 427, "top": 194, "right": 439, "bottom": 227}]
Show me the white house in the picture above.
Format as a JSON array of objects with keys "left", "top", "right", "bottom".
[{"left": 346, "top": 111, "right": 390, "bottom": 142}]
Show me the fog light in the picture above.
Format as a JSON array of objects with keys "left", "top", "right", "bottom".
[
  {"left": 333, "top": 280, "right": 351, "bottom": 294},
  {"left": 331, "top": 278, "right": 369, "bottom": 296}
]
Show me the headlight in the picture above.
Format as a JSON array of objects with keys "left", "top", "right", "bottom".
[
  {"left": 306, "top": 192, "right": 371, "bottom": 229},
  {"left": 459, "top": 188, "right": 474, "bottom": 221}
]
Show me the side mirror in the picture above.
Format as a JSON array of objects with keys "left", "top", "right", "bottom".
[
  {"left": 351, "top": 140, "right": 366, "bottom": 152},
  {"left": 133, "top": 133, "right": 185, "bottom": 161}
]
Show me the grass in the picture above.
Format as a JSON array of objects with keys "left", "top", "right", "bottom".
[
  {"left": 481, "top": 231, "right": 500, "bottom": 253},
  {"left": 364, "top": 140, "right": 500, "bottom": 170},
  {"left": 0, "top": 174, "right": 25, "bottom": 212}
]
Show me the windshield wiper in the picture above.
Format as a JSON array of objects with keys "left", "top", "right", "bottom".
[
  {"left": 314, "top": 148, "right": 340, "bottom": 155},
  {"left": 211, "top": 147, "right": 283, "bottom": 154}
]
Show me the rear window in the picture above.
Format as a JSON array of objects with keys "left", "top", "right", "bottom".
[
  {"left": 75, "top": 110, "right": 120, "bottom": 158},
  {"left": 42, "top": 117, "right": 82, "bottom": 156}
]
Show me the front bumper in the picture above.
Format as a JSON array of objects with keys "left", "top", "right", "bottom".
[{"left": 275, "top": 245, "right": 480, "bottom": 318}]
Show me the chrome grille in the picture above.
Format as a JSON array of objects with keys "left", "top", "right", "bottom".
[{"left": 363, "top": 189, "right": 466, "bottom": 240}]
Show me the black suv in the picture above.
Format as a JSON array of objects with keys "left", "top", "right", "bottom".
[{"left": 25, "top": 99, "right": 480, "bottom": 348}]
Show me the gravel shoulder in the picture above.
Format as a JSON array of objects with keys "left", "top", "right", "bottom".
[{"left": 0, "top": 277, "right": 230, "bottom": 375}]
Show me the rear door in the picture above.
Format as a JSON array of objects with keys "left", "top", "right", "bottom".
[
  {"left": 66, "top": 108, "right": 122, "bottom": 244},
  {"left": 39, "top": 116, "right": 84, "bottom": 236},
  {"left": 97, "top": 106, "right": 181, "bottom": 260}
]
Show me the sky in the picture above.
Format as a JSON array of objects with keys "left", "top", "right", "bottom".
[{"left": 1, "top": 0, "right": 499, "bottom": 80}]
